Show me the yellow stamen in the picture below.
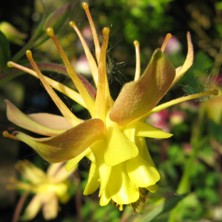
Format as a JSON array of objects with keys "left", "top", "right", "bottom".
[
  {"left": 82, "top": 2, "right": 101, "bottom": 62},
  {"left": 149, "top": 89, "right": 218, "bottom": 115},
  {"left": 133, "top": 40, "right": 141, "bottom": 81},
  {"left": 69, "top": 21, "right": 99, "bottom": 86},
  {"left": 95, "top": 27, "right": 113, "bottom": 120},
  {"left": 160, "top": 33, "right": 172, "bottom": 52},
  {"left": 26, "top": 50, "right": 80, "bottom": 126},
  {"left": 7, "top": 61, "right": 86, "bottom": 108},
  {"left": 46, "top": 27, "right": 95, "bottom": 116}
]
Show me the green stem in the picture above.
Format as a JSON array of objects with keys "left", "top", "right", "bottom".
[{"left": 168, "top": 108, "right": 206, "bottom": 222}]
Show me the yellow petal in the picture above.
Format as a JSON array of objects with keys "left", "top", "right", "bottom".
[
  {"left": 173, "top": 32, "right": 193, "bottom": 86},
  {"left": 82, "top": 2, "right": 101, "bottom": 63},
  {"left": 21, "top": 195, "right": 42, "bottom": 220},
  {"left": 126, "top": 155, "right": 160, "bottom": 188},
  {"left": 29, "top": 113, "right": 72, "bottom": 130},
  {"left": 134, "top": 121, "right": 173, "bottom": 138},
  {"left": 105, "top": 127, "right": 138, "bottom": 166},
  {"left": 5, "top": 100, "right": 66, "bottom": 136},
  {"left": 47, "top": 163, "right": 73, "bottom": 183},
  {"left": 16, "top": 160, "right": 47, "bottom": 184},
  {"left": 65, "top": 148, "right": 90, "bottom": 171},
  {"left": 127, "top": 137, "right": 160, "bottom": 187},
  {"left": 83, "top": 162, "right": 100, "bottom": 195},
  {"left": 94, "top": 27, "right": 113, "bottom": 120},
  {"left": 108, "top": 164, "right": 139, "bottom": 205},
  {"left": 98, "top": 161, "right": 112, "bottom": 196},
  {"left": 46, "top": 28, "right": 95, "bottom": 116},
  {"left": 69, "top": 21, "right": 99, "bottom": 86},
  {"left": 147, "top": 184, "right": 158, "bottom": 193},
  {"left": 42, "top": 193, "right": 58, "bottom": 220},
  {"left": 109, "top": 49, "right": 175, "bottom": 125},
  {"left": 12, "top": 119, "right": 105, "bottom": 163},
  {"left": 8, "top": 61, "right": 87, "bottom": 108},
  {"left": 99, "top": 190, "right": 111, "bottom": 206}
]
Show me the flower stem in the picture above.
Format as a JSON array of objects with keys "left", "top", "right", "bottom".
[{"left": 12, "top": 191, "right": 29, "bottom": 222}]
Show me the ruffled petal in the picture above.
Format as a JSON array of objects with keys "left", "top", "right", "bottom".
[
  {"left": 9, "top": 118, "right": 105, "bottom": 163},
  {"left": 127, "top": 136, "right": 160, "bottom": 188},
  {"left": 5, "top": 100, "right": 68, "bottom": 136},
  {"left": 126, "top": 155, "right": 160, "bottom": 188},
  {"left": 105, "top": 127, "right": 138, "bottom": 166},
  {"left": 109, "top": 49, "right": 175, "bottom": 125},
  {"left": 108, "top": 164, "right": 139, "bottom": 205}
]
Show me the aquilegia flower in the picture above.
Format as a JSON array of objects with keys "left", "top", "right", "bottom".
[
  {"left": 8, "top": 161, "right": 72, "bottom": 220},
  {"left": 3, "top": 2, "right": 217, "bottom": 210}
]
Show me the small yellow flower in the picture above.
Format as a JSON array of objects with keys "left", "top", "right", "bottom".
[
  {"left": 3, "top": 2, "right": 217, "bottom": 210},
  {"left": 8, "top": 160, "right": 72, "bottom": 220}
]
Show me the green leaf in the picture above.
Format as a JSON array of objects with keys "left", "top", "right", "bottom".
[{"left": 133, "top": 193, "right": 187, "bottom": 222}]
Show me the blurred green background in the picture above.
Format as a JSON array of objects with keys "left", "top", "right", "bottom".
[{"left": 0, "top": 0, "right": 222, "bottom": 221}]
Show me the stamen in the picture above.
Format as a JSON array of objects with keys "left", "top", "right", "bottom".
[
  {"left": 69, "top": 21, "right": 99, "bottom": 86},
  {"left": 133, "top": 40, "right": 141, "bottom": 81},
  {"left": 82, "top": 2, "right": 100, "bottom": 62},
  {"left": 26, "top": 50, "right": 81, "bottom": 126},
  {"left": 149, "top": 89, "right": 218, "bottom": 115},
  {"left": 46, "top": 27, "right": 95, "bottom": 116},
  {"left": 7, "top": 61, "right": 86, "bottom": 108},
  {"left": 95, "top": 27, "right": 112, "bottom": 119},
  {"left": 160, "top": 33, "right": 172, "bottom": 52}
]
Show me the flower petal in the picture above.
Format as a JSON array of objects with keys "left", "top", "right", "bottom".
[
  {"left": 42, "top": 193, "right": 58, "bottom": 220},
  {"left": 147, "top": 184, "right": 158, "bottom": 193},
  {"left": 47, "top": 162, "right": 73, "bottom": 183},
  {"left": 83, "top": 162, "right": 100, "bottom": 195},
  {"left": 5, "top": 100, "right": 67, "bottom": 136},
  {"left": 109, "top": 49, "right": 175, "bottom": 125},
  {"left": 16, "top": 160, "right": 47, "bottom": 184},
  {"left": 108, "top": 164, "right": 139, "bottom": 205},
  {"left": 134, "top": 121, "right": 173, "bottom": 138},
  {"left": 29, "top": 113, "right": 72, "bottom": 130},
  {"left": 65, "top": 148, "right": 91, "bottom": 171},
  {"left": 105, "top": 127, "right": 138, "bottom": 166},
  {"left": 20, "top": 195, "right": 42, "bottom": 220},
  {"left": 127, "top": 137, "right": 160, "bottom": 187},
  {"left": 127, "top": 155, "right": 160, "bottom": 188},
  {"left": 173, "top": 32, "right": 193, "bottom": 86},
  {"left": 99, "top": 190, "right": 111, "bottom": 206},
  {"left": 11, "top": 119, "right": 105, "bottom": 163}
]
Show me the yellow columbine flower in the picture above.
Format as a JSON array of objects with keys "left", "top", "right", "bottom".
[
  {"left": 3, "top": 2, "right": 217, "bottom": 210},
  {"left": 8, "top": 161, "right": 72, "bottom": 220}
]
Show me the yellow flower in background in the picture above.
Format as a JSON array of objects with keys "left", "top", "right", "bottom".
[
  {"left": 3, "top": 2, "right": 217, "bottom": 210},
  {"left": 8, "top": 161, "right": 72, "bottom": 220}
]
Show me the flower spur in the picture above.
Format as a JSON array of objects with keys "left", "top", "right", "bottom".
[{"left": 3, "top": 2, "right": 218, "bottom": 211}]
